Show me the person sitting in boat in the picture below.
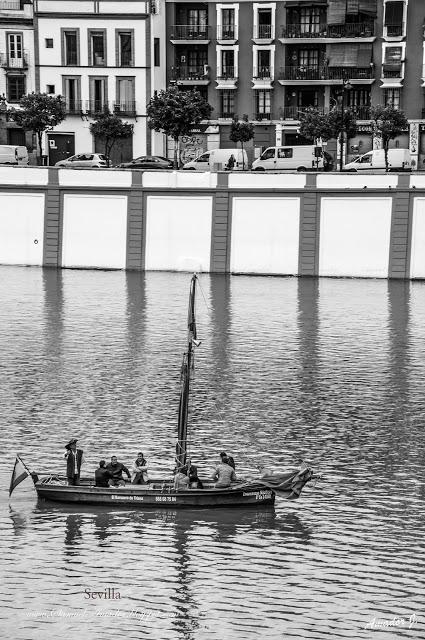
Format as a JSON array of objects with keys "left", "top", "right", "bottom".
[
  {"left": 174, "top": 466, "right": 189, "bottom": 491},
  {"left": 64, "top": 438, "right": 84, "bottom": 486},
  {"left": 187, "top": 458, "right": 203, "bottom": 489},
  {"left": 220, "top": 451, "right": 236, "bottom": 470},
  {"left": 131, "top": 452, "right": 149, "bottom": 485},
  {"left": 214, "top": 455, "right": 237, "bottom": 488},
  {"left": 106, "top": 456, "right": 131, "bottom": 487},
  {"left": 95, "top": 460, "right": 113, "bottom": 487}
]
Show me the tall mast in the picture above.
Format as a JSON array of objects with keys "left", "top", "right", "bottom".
[{"left": 176, "top": 274, "right": 198, "bottom": 470}]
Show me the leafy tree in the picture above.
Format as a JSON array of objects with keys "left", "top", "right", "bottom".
[
  {"left": 146, "top": 86, "right": 212, "bottom": 168},
  {"left": 89, "top": 111, "right": 134, "bottom": 167},
  {"left": 299, "top": 107, "right": 357, "bottom": 171},
  {"left": 8, "top": 92, "right": 65, "bottom": 164},
  {"left": 229, "top": 115, "right": 254, "bottom": 170},
  {"left": 371, "top": 105, "right": 409, "bottom": 172}
]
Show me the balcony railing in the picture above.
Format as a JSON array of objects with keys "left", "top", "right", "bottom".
[
  {"left": 218, "top": 111, "right": 235, "bottom": 119},
  {"left": 386, "top": 23, "right": 404, "bottom": 37},
  {"left": 85, "top": 100, "right": 109, "bottom": 115},
  {"left": 64, "top": 100, "right": 83, "bottom": 115},
  {"left": 279, "top": 105, "right": 371, "bottom": 120},
  {"left": 171, "top": 65, "right": 209, "bottom": 81},
  {"left": 279, "top": 66, "right": 374, "bottom": 81},
  {"left": 382, "top": 63, "right": 403, "bottom": 78},
  {"left": 217, "top": 67, "right": 237, "bottom": 80},
  {"left": 281, "top": 22, "right": 374, "bottom": 39},
  {"left": 254, "top": 112, "right": 271, "bottom": 120},
  {"left": 0, "top": 1, "right": 22, "bottom": 10},
  {"left": 113, "top": 101, "right": 136, "bottom": 116},
  {"left": 253, "top": 66, "right": 272, "bottom": 79},
  {"left": 254, "top": 24, "right": 272, "bottom": 39},
  {"left": 0, "top": 51, "right": 29, "bottom": 69},
  {"left": 170, "top": 24, "right": 210, "bottom": 40},
  {"left": 217, "top": 25, "right": 237, "bottom": 40}
]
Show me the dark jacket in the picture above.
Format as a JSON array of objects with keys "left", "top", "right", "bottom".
[
  {"left": 66, "top": 449, "right": 83, "bottom": 478},
  {"left": 95, "top": 467, "right": 112, "bottom": 487},
  {"left": 106, "top": 462, "right": 130, "bottom": 480}
]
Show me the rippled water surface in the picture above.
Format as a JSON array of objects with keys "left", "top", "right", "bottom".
[{"left": 0, "top": 268, "right": 424, "bottom": 639}]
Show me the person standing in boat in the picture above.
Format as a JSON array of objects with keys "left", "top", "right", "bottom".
[
  {"left": 106, "top": 456, "right": 131, "bottom": 487},
  {"left": 131, "top": 452, "right": 149, "bottom": 485},
  {"left": 64, "top": 438, "right": 84, "bottom": 486},
  {"left": 214, "top": 455, "right": 237, "bottom": 488},
  {"left": 174, "top": 466, "right": 189, "bottom": 490}
]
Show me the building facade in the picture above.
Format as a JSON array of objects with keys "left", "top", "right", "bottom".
[
  {"left": 34, "top": 0, "right": 166, "bottom": 164},
  {"left": 165, "top": 0, "right": 425, "bottom": 167},
  {"left": 0, "top": 0, "right": 36, "bottom": 156}
]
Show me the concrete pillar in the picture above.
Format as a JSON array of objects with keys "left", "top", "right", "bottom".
[
  {"left": 126, "top": 171, "right": 144, "bottom": 270},
  {"left": 210, "top": 172, "right": 230, "bottom": 273},
  {"left": 298, "top": 173, "right": 319, "bottom": 276},
  {"left": 388, "top": 173, "right": 411, "bottom": 279},
  {"left": 42, "top": 168, "right": 61, "bottom": 267}
]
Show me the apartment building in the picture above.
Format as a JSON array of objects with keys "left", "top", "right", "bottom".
[
  {"left": 0, "top": 0, "right": 35, "bottom": 151},
  {"left": 34, "top": 0, "right": 166, "bottom": 165},
  {"left": 165, "top": 0, "right": 425, "bottom": 167}
]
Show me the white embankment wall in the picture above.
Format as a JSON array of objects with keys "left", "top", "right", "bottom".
[{"left": 0, "top": 167, "right": 423, "bottom": 279}]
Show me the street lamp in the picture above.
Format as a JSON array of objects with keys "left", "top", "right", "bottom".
[{"left": 337, "top": 78, "right": 352, "bottom": 171}]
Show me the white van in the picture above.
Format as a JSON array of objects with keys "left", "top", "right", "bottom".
[
  {"left": 0, "top": 145, "right": 29, "bottom": 165},
  {"left": 252, "top": 145, "right": 328, "bottom": 171},
  {"left": 344, "top": 148, "right": 412, "bottom": 172},
  {"left": 183, "top": 148, "right": 248, "bottom": 171}
]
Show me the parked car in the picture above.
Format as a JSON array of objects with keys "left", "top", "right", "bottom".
[
  {"left": 183, "top": 148, "right": 249, "bottom": 171},
  {"left": 119, "top": 156, "right": 173, "bottom": 170},
  {"left": 55, "top": 153, "right": 108, "bottom": 168},
  {"left": 0, "top": 144, "right": 29, "bottom": 165},
  {"left": 252, "top": 145, "right": 330, "bottom": 171},
  {"left": 344, "top": 149, "right": 412, "bottom": 172}
]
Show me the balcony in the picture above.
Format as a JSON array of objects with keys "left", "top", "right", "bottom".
[
  {"left": 218, "top": 111, "right": 235, "bottom": 119},
  {"left": 217, "top": 25, "right": 238, "bottom": 41},
  {"left": 170, "top": 25, "right": 211, "bottom": 44},
  {"left": 280, "top": 22, "right": 375, "bottom": 43},
  {"left": 0, "top": 51, "right": 29, "bottom": 69},
  {"left": 278, "top": 66, "right": 375, "bottom": 85},
  {"left": 0, "top": 1, "right": 22, "bottom": 9},
  {"left": 254, "top": 112, "right": 271, "bottom": 121},
  {"left": 64, "top": 100, "right": 83, "bottom": 115},
  {"left": 171, "top": 65, "right": 210, "bottom": 85},
  {"left": 85, "top": 100, "right": 109, "bottom": 116},
  {"left": 385, "top": 23, "right": 404, "bottom": 38},
  {"left": 113, "top": 101, "right": 137, "bottom": 116},
  {"left": 253, "top": 24, "right": 273, "bottom": 40},
  {"left": 382, "top": 63, "right": 403, "bottom": 79},
  {"left": 216, "top": 67, "right": 238, "bottom": 89},
  {"left": 278, "top": 105, "right": 371, "bottom": 121},
  {"left": 253, "top": 66, "right": 272, "bottom": 80}
]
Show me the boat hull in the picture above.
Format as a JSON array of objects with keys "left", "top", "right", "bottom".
[{"left": 35, "top": 482, "right": 275, "bottom": 508}]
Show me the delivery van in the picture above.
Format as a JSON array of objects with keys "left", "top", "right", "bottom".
[
  {"left": 252, "top": 145, "right": 330, "bottom": 171},
  {"left": 0, "top": 145, "right": 29, "bottom": 165},
  {"left": 183, "top": 148, "right": 248, "bottom": 171},
  {"left": 344, "top": 148, "right": 412, "bottom": 172}
]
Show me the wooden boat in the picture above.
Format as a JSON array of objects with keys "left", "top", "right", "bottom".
[{"left": 12, "top": 274, "right": 313, "bottom": 508}]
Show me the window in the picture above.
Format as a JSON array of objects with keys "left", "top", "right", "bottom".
[
  {"left": 298, "top": 49, "right": 319, "bottom": 67},
  {"left": 256, "top": 89, "right": 271, "bottom": 114},
  {"left": 89, "top": 77, "right": 107, "bottom": 112},
  {"left": 63, "top": 77, "right": 80, "bottom": 113},
  {"left": 8, "top": 33, "right": 23, "bottom": 67},
  {"left": 257, "top": 8, "right": 272, "bottom": 39},
  {"left": 221, "top": 8, "right": 235, "bottom": 39},
  {"left": 45, "top": 38, "right": 53, "bottom": 48},
  {"left": 7, "top": 75, "right": 25, "bottom": 103},
  {"left": 221, "top": 90, "right": 235, "bottom": 117},
  {"left": 257, "top": 50, "right": 270, "bottom": 76},
  {"left": 118, "top": 31, "right": 132, "bottom": 67},
  {"left": 63, "top": 31, "right": 78, "bottom": 65},
  {"left": 261, "top": 148, "right": 275, "bottom": 160},
  {"left": 90, "top": 31, "right": 106, "bottom": 66},
  {"left": 384, "top": 46, "right": 402, "bottom": 63},
  {"left": 116, "top": 77, "right": 135, "bottom": 114},
  {"left": 154, "top": 38, "right": 160, "bottom": 67},
  {"left": 46, "top": 84, "right": 55, "bottom": 94},
  {"left": 278, "top": 148, "right": 293, "bottom": 159},
  {"left": 300, "top": 8, "right": 321, "bottom": 34},
  {"left": 221, "top": 50, "right": 234, "bottom": 77},
  {"left": 384, "top": 88, "right": 401, "bottom": 109}
]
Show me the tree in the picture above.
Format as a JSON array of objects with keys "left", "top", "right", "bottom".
[
  {"left": 8, "top": 92, "right": 65, "bottom": 164},
  {"left": 371, "top": 105, "right": 409, "bottom": 172},
  {"left": 229, "top": 115, "right": 254, "bottom": 170},
  {"left": 89, "top": 111, "right": 134, "bottom": 167},
  {"left": 299, "top": 107, "right": 357, "bottom": 171},
  {"left": 146, "top": 86, "right": 212, "bottom": 168}
]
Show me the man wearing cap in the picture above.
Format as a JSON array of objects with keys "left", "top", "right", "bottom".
[{"left": 65, "top": 438, "right": 84, "bottom": 485}]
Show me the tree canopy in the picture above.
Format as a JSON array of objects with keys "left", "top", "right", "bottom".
[
  {"left": 371, "top": 105, "right": 409, "bottom": 171},
  {"left": 146, "top": 86, "right": 212, "bottom": 167},
  {"left": 9, "top": 92, "right": 66, "bottom": 162},
  {"left": 89, "top": 111, "right": 134, "bottom": 166},
  {"left": 229, "top": 115, "right": 254, "bottom": 169}
]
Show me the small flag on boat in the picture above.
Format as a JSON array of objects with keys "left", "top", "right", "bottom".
[{"left": 9, "top": 455, "right": 31, "bottom": 497}]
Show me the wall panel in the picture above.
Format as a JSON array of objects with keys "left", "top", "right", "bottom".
[
  {"left": 319, "top": 197, "right": 392, "bottom": 278},
  {"left": 410, "top": 198, "right": 425, "bottom": 279},
  {"left": 230, "top": 197, "right": 300, "bottom": 274},
  {"left": 145, "top": 196, "right": 212, "bottom": 271},
  {"left": 62, "top": 194, "right": 127, "bottom": 269},
  {"left": 0, "top": 193, "right": 44, "bottom": 266}
]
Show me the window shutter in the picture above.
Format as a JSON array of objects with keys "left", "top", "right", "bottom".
[
  {"left": 327, "top": 0, "right": 346, "bottom": 25},
  {"left": 384, "top": 2, "right": 404, "bottom": 26}
]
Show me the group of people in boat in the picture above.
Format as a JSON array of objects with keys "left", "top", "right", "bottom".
[{"left": 65, "top": 438, "right": 237, "bottom": 490}]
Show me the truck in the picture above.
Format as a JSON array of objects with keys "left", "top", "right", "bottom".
[{"left": 344, "top": 149, "right": 412, "bottom": 172}]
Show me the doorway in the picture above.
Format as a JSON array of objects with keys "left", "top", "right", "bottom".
[{"left": 47, "top": 133, "right": 75, "bottom": 165}]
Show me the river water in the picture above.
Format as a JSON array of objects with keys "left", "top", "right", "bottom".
[{"left": 0, "top": 268, "right": 423, "bottom": 640}]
